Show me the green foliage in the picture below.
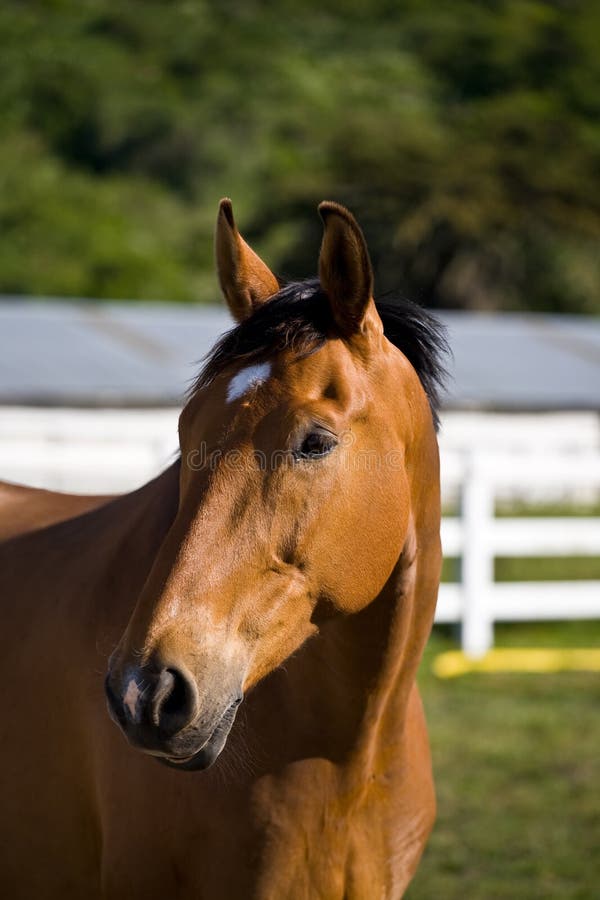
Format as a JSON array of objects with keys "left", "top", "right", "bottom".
[{"left": 1, "top": 0, "right": 599, "bottom": 310}]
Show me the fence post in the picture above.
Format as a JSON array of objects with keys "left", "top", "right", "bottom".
[{"left": 461, "top": 451, "right": 495, "bottom": 657}]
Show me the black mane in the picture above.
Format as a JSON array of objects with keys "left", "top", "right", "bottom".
[{"left": 194, "top": 278, "right": 449, "bottom": 428}]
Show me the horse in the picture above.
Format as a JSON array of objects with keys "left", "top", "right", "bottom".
[{"left": 0, "top": 199, "right": 447, "bottom": 899}]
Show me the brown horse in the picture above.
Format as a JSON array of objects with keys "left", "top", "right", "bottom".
[{"left": 0, "top": 200, "right": 447, "bottom": 899}]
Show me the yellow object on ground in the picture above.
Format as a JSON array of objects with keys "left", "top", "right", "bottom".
[{"left": 433, "top": 648, "right": 600, "bottom": 678}]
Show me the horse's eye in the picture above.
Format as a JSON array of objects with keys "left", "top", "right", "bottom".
[{"left": 295, "top": 429, "right": 338, "bottom": 461}]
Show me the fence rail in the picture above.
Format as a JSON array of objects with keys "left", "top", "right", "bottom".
[{"left": 436, "top": 451, "right": 600, "bottom": 657}]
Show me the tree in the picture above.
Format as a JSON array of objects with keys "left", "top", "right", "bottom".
[{"left": 1, "top": 0, "right": 598, "bottom": 313}]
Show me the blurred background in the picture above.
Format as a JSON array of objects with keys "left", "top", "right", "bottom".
[
  {"left": 0, "top": 1, "right": 599, "bottom": 897},
  {"left": 1, "top": 0, "right": 600, "bottom": 313}
]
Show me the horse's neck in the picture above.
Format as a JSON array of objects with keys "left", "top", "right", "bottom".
[
  {"left": 10, "top": 463, "right": 182, "bottom": 656},
  {"left": 84, "top": 463, "right": 181, "bottom": 639}
]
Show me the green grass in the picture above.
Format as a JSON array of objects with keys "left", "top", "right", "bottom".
[
  {"left": 442, "top": 501, "right": 600, "bottom": 519},
  {"left": 495, "top": 556, "right": 600, "bottom": 582},
  {"left": 495, "top": 501, "right": 600, "bottom": 518},
  {"left": 442, "top": 556, "right": 600, "bottom": 582},
  {"left": 407, "top": 621, "right": 600, "bottom": 899}
]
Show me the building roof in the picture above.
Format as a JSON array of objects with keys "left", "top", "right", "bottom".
[
  {"left": 0, "top": 299, "right": 598, "bottom": 410},
  {"left": 442, "top": 310, "right": 600, "bottom": 411}
]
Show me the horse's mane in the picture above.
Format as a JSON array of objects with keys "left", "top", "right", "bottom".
[{"left": 193, "top": 278, "right": 449, "bottom": 429}]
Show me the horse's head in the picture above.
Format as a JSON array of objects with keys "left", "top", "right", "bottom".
[{"left": 105, "top": 199, "right": 446, "bottom": 770}]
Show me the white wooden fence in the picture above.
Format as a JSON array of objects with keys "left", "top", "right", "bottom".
[
  {"left": 1, "top": 407, "right": 599, "bottom": 658},
  {"left": 0, "top": 407, "right": 179, "bottom": 494},
  {"left": 436, "top": 451, "right": 600, "bottom": 657}
]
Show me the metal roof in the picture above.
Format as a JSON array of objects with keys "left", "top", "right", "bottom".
[
  {"left": 0, "top": 299, "right": 598, "bottom": 410},
  {"left": 442, "top": 311, "right": 600, "bottom": 410}
]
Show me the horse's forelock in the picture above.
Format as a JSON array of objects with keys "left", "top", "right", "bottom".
[{"left": 191, "top": 279, "right": 449, "bottom": 429}]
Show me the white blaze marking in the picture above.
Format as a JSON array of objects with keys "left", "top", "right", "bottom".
[
  {"left": 123, "top": 678, "right": 140, "bottom": 719},
  {"left": 227, "top": 362, "right": 271, "bottom": 403}
]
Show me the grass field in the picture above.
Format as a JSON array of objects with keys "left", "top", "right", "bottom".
[{"left": 407, "top": 621, "right": 600, "bottom": 899}]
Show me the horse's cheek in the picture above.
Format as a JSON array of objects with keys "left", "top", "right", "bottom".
[{"left": 316, "top": 466, "right": 408, "bottom": 613}]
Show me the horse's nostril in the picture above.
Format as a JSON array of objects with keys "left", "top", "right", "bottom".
[{"left": 152, "top": 667, "right": 196, "bottom": 736}]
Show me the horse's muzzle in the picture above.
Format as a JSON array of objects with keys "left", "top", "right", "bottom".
[{"left": 104, "top": 663, "right": 242, "bottom": 770}]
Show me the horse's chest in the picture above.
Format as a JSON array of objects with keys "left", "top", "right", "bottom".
[
  {"left": 103, "top": 798, "right": 385, "bottom": 900},
  {"left": 245, "top": 764, "right": 398, "bottom": 900},
  {"left": 101, "top": 757, "right": 424, "bottom": 900}
]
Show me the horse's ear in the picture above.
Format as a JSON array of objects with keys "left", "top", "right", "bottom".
[
  {"left": 318, "top": 201, "right": 374, "bottom": 334},
  {"left": 215, "top": 198, "right": 280, "bottom": 322}
]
